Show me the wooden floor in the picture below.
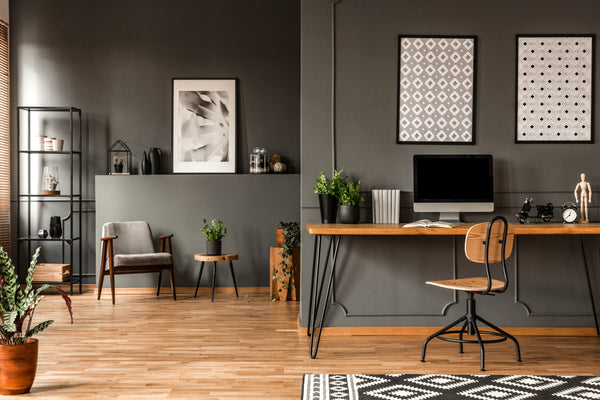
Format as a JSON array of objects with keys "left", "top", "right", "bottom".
[{"left": 20, "top": 287, "right": 600, "bottom": 399}]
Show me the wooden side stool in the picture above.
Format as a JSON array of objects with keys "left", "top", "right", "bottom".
[{"left": 194, "top": 253, "right": 239, "bottom": 302}]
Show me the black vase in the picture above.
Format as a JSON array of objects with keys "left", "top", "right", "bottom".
[
  {"left": 339, "top": 205, "right": 360, "bottom": 224},
  {"left": 149, "top": 148, "right": 161, "bottom": 174},
  {"left": 318, "top": 194, "right": 338, "bottom": 224},
  {"left": 206, "top": 240, "right": 222, "bottom": 256},
  {"left": 141, "top": 151, "right": 151, "bottom": 175},
  {"left": 49, "top": 216, "right": 62, "bottom": 239}
]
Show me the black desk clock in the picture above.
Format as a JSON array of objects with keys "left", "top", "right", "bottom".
[{"left": 561, "top": 202, "right": 579, "bottom": 223}]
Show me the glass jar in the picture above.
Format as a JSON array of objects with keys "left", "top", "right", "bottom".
[
  {"left": 249, "top": 147, "right": 268, "bottom": 174},
  {"left": 41, "top": 166, "right": 60, "bottom": 195}
]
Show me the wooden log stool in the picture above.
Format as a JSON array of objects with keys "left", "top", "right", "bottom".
[{"left": 194, "top": 253, "right": 239, "bottom": 302}]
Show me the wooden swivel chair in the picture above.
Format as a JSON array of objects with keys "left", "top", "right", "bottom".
[
  {"left": 98, "top": 221, "right": 176, "bottom": 304},
  {"left": 421, "top": 216, "right": 521, "bottom": 371}
]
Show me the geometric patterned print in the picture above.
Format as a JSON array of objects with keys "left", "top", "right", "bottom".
[
  {"left": 302, "top": 374, "right": 600, "bottom": 400},
  {"left": 516, "top": 36, "right": 593, "bottom": 142},
  {"left": 398, "top": 36, "right": 476, "bottom": 143}
]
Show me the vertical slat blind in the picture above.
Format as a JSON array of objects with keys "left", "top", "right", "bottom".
[{"left": 0, "top": 21, "right": 9, "bottom": 254}]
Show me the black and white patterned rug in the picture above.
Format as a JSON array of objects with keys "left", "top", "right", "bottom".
[{"left": 302, "top": 374, "right": 600, "bottom": 400}]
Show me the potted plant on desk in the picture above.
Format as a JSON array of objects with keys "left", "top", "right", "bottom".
[
  {"left": 313, "top": 168, "right": 346, "bottom": 223},
  {"left": 0, "top": 247, "right": 73, "bottom": 395},
  {"left": 272, "top": 221, "right": 300, "bottom": 300},
  {"left": 338, "top": 179, "right": 364, "bottom": 224},
  {"left": 201, "top": 218, "right": 228, "bottom": 255}
]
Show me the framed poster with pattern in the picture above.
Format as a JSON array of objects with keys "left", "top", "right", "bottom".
[
  {"left": 516, "top": 35, "right": 594, "bottom": 143},
  {"left": 397, "top": 35, "right": 477, "bottom": 144}
]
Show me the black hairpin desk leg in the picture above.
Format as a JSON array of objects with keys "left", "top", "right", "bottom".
[
  {"left": 579, "top": 235, "right": 599, "bottom": 335},
  {"left": 309, "top": 235, "right": 341, "bottom": 359}
]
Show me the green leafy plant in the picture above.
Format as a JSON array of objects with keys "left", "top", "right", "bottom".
[
  {"left": 338, "top": 180, "right": 364, "bottom": 206},
  {"left": 272, "top": 221, "right": 301, "bottom": 298},
  {"left": 49, "top": 174, "right": 59, "bottom": 185},
  {"left": 200, "top": 218, "right": 227, "bottom": 241},
  {"left": 313, "top": 168, "right": 346, "bottom": 197},
  {"left": 0, "top": 247, "right": 73, "bottom": 346}
]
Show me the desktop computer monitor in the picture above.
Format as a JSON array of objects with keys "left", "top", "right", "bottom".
[{"left": 413, "top": 154, "right": 494, "bottom": 223}]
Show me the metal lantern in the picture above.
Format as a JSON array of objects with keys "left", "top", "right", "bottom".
[{"left": 107, "top": 140, "right": 131, "bottom": 175}]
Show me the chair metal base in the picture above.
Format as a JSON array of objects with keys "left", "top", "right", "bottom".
[{"left": 421, "top": 292, "right": 521, "bottom": 371}]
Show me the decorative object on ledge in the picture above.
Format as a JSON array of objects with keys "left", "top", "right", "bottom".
[
  {"left": 270, "top": 153, "right": 287, "bottom": 173},
  {"left": 397, "top": 35, "right": 477, "bottom": 144},
  {"left": 37, "top": 229, "right": 48, "bottom": 239},
  {"left": 41, "top": 166, "right": 60, "bottom": 195},
  {"left": 149, "top": 147, "right": 162, "bottom": 174},
  {"left": 249, "top": 146, "right": 269, "bottom": 173},
  {"left": 172, "top": 78, "right": 237, "bottom": 173},
  {"left": 516, "top": 35, "right": 594, "bottom": 143},
  {"left": 574, "top": 172, "right": 592, "bottom": 223},
  {"left": 372, "top": 189, "right": 400, "bottom": 223},
  {"left": 338, "top": 179, "right": 364, "bottom": 224},
  {"left": 107, "top": 140, "right": 131, "bottom": 175}
]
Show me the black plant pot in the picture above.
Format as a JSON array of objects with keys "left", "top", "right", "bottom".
[
  {"left": 206, "top": 240, "right": 222, "bottom": 256},
  {"left": 318, "top": 194, "right": 338, "bottom": 224},
  {"left": 339, "top": 205, "right": 360, "bottom": 224},
  {"left": 49, "top": 216, "right": 62, "bottom": 239}
]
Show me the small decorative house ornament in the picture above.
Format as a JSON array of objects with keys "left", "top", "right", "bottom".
[
  {"left": 108, "top": 140, "right": 131, "bottom": 175},
  {"left": 574, "top": 173, "right": 592, "bottom": 223}
]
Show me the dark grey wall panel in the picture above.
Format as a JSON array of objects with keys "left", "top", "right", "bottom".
[
  {"left": 300, "top": 0, "right": 600, "bottom": 327},
  {"left": 10, "top": 0, "right": 300, "bottom": 282},
  {"left": 96, "top": 174, "right": 300, "bottom": 288}
]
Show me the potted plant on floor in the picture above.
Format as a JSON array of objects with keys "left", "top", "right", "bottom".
[
  {"left": 338, "top": 179, "right": 364, "bottom": 224},
  {"left": 272, "top": 221, "right": 300, "bottom": 300},
  {"left": 201, "top": 218, "right": 227, "bottom": 255},
  {"left": 313, "top": 168, "right": 346, "bottom": 223},
  {"left": 0, "top": 247, "right": 73, "bottom": 395}
]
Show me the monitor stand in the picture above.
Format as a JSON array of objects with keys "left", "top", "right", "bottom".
[{"left": 438, "top": 212, "right": 460, "bottom": 224}]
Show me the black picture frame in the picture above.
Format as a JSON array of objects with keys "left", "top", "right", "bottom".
[
  {"left": 515, "top": 34, "right": 595, "bottom": 144},
  {"left": 396, "top": 35, "right": 477, "bottom": 145}
]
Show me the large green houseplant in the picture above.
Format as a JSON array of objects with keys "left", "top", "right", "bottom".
[{"left": 0, "top": 247, "right": 73, "bottom": 395}]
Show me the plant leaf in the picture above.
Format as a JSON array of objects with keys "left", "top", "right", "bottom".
[{"left": 24, "top": 320, "right": 53, "bottom": 340}]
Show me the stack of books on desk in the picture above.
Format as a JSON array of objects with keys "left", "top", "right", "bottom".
[{"left": 372, "top": 189, "right": 400, "bottom": 223}]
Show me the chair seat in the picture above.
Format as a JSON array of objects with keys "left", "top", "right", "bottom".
[
  {"left": 114, "top": 252, "right": 172, "bottom": 267},
  {"left": 426, "top": 277, "right": 506, "bottom": 292}
]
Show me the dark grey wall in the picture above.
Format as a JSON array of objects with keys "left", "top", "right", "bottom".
[
  {"left": 10, "top": 0, "right": 301, "bottom": 283},
  {"left": 300, "top": 0, "right": 600, "bottom": 327},
  {"left": 96, "top": 175, "right": 300, "bottom": 288}
]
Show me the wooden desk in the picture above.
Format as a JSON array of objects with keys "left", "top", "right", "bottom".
[{"left": 305, "top": 222, "right": 600, "bottom": 358}]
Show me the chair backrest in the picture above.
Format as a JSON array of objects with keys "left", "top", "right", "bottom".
[
  {"left": 102, "top": 221, "right": 155, "bottom": 255},
  {"left": 465, "top": 217, "right": 514, "bottom": 263}
]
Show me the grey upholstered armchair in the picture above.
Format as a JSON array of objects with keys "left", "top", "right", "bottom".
[{"left": 98, "top": 221, "right": 176, "bottom": 304}]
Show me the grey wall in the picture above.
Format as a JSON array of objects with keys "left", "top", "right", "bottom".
[
  {"left": 10, "top": 0, "right": 301, "bottom": 283},
  {"left": 95, "top": 175, "right": 300, "bottom": 288},
  {"left": 300, "top": 0, "right": 600, "bottom": 327}
]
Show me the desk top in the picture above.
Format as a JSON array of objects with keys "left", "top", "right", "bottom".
[{"left": 306, "top": 222, "right": 600, "bottom": 236}]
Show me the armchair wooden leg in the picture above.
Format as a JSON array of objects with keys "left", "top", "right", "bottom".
[
  {"left": 156, "top": 270, "right": 163, "bottom": 296},
  {"left": 169, "top": 266, "right": 176, "bottom": 300},
  {"left": 98, "top": 268, "right": 105, "bottom": 301},
  {"left": 110, "top": 271, "right": 116, "bottom": 305}
]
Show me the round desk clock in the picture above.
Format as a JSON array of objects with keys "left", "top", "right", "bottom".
[{"left": 561, "top": 202, "right": 579, "bottom": 223}]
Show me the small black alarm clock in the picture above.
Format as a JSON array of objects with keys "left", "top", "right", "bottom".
[{"left": 561, "top": 202, "right": 578, "bottom": 223}]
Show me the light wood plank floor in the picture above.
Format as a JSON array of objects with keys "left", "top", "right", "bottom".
[{"left": 19, "top": 287, "right": 600, "bottom": 399}]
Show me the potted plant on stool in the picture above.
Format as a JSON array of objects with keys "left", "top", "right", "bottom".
[
  {"left": 201, "top": 218, "right": 227, "bottom": 255},
  {"left": 272, "top": 221, "right": 300, "bottom": 300},
  {"left": 0, "top": 247, "right": 73, "bottom": 395},
  {"left": 338, "top": 179, "right": 364, "bottom": 224}
]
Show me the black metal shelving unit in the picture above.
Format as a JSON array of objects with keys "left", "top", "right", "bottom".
[{"left": 17, "top": 106, "right": 83, "bottom": 294}]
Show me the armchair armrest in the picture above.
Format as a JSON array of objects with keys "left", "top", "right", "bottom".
[{"left": 159, "top": 234, "right": 174, "bottom": 254}]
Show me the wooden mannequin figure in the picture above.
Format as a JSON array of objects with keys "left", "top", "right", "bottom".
[{"left": 574, "top": 173, "right": 592, "bottom": 223}]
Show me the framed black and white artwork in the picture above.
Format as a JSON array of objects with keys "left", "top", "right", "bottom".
[
  {"left": 516, "top": 35, "right": 594, "bottom": 143},
  {"left": 397, "top": 35, "right": 477, "bottom": 144},
  {"left": 172, "top": 78, "right": 237, "bottom": 173}
]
